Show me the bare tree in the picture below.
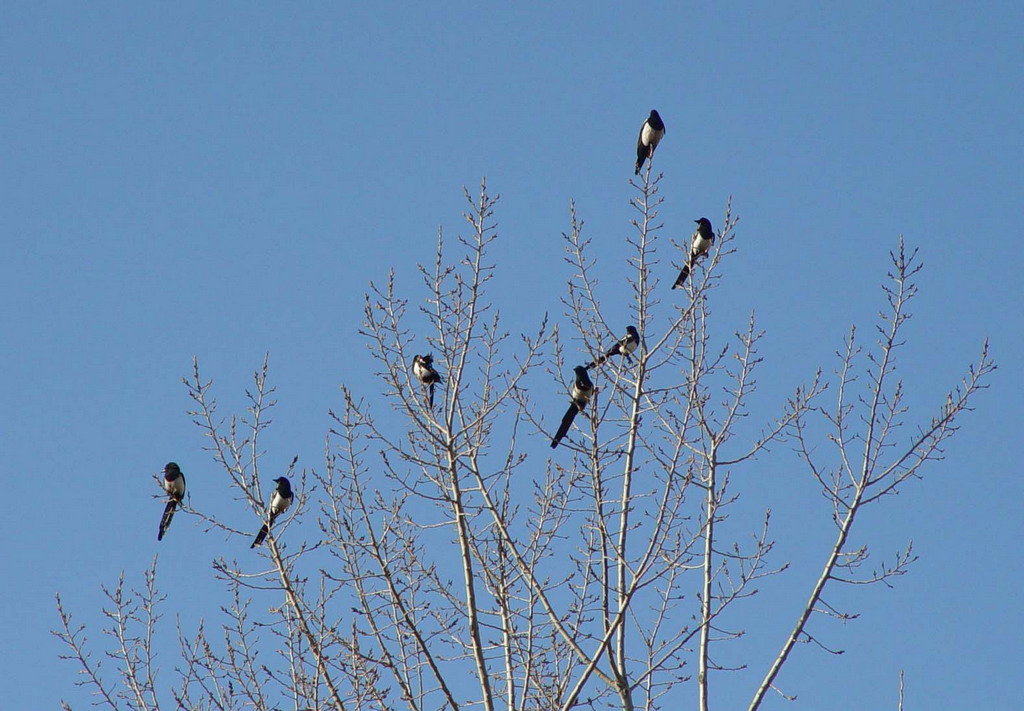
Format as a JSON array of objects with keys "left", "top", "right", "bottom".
[
  {"left": 55, "top": 176, "right": 993, "bottom": 711},
  {"left": 746, "top": 242, "right": 993, "bottom": 710}
]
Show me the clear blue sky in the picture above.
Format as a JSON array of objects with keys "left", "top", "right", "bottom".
[{"left": 2, "top": 3, "right": 1021, "bottom": 709}]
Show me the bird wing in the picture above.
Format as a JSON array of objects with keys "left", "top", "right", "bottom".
[{"left": 635, "top": 129, "right": 648, "bottom": 173}]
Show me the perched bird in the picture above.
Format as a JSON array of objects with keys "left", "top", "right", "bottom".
[
  {"left": 412, "top": 354, "right": 442, "bottom": 409},
  {"left": 550, "top": 366, "right": 595, "bottom": 449},
  {"left": 157, "top": 462, "right": 186, "bottom": 541},
  {"left": 635, "top": 109, "right": 666, "bottom": 175},
  {"left": 673, "top": 217, "right": 715, "bottom": 288},
  {"left": 251, "top": 476, "right": 294, "bottom": 548},
  {"left": 585, "top": 325, "right": 640, "bottom": 370}
]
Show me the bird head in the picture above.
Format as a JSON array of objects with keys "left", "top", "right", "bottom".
[{"left": 573, "top": 366, "right": 594, "bottom": 389}]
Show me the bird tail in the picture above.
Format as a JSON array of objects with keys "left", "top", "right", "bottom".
[
  {"left": 157, "top": 500, "right": 178, "bottom": 541},
  {"left": 251, "top": 512, "right": 279, "bottom": 548},
  {"left": 636, "top": 144, "right": 656, "bottom": 176},
  {"left": 586, "top": 342, "right": 621, "bottom": 370},
  {"left": 550, "top": 402, "right": 580, "bottom": 448},
  {"left": 251, "top": 524, "right": 269, "bottom": 548},
  {"left": 674, "top": 252, "right": 700, "bottom": 289},
  {"left": 428, "top": 382, "right": 435, "bottom": 409},
  {"left": 673, "top": 264, "right": 691, "bottom": 288}
]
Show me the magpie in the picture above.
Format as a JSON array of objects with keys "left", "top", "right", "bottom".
[
  {"left": 585, "top": 325, "right": 639, "bottom": 370},
  {"left": 550, "top": 366, "right": 595, "bottom": 449},
  {"left": 251, "top": 476, "right": 293, "bottom": 548},
  {"left": 673, "top": 217, "right": 715, "bottom": 288},
  {"left": 635, "top": 109, "right": 666, "bottom": 175},
  {"left": 412, "top": 354, "right": 442, "bottom": 409},
  {"left": 157, "top": 462, "right": 186, "bottom": 541}
]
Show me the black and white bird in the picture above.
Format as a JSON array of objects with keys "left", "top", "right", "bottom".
[
  {"left": 635, "top": 109, "right": 666, "bottom": 175},
  {"left": 550, "top": 366, "right": 595, "bottom": 449},
  {"left": 585, "top": 325, "right": 640, "bottom": 370},
  {"left": 251, "top": 476, "right": 294, "bottom": 548},
  {"left": 673, "top": 217, "right": 715, "bottom": 288},
  {"left": 412, "top": 354, "right": 442, "bottom": 409},
  {"left": 157, "top": 462, "right": 186, "bottom": 541}
]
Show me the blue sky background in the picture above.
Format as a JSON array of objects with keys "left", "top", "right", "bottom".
[{"left": 2, "top": 3, "right": 1021, "bottom": 709}]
